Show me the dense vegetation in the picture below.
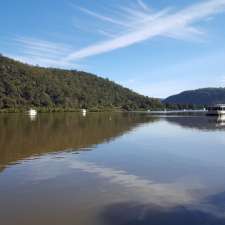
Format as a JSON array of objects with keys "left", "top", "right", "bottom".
[
  {"left": 163, "top": 88, "right": 225, "bottom": 106},
  {"left": 0, "top": 55, "right": 162, "bottom": 111}
]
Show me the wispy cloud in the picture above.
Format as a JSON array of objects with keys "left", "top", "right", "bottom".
[
  {"left": 165, "top": 26, "right": 205, "bottom": 42},
  {"left": 8, "top": 37, "right": 78, "bottom": 68},
  {"left": 78, "top": 6, "right": 130, "bottom": 28},
  {"left": 5, "top": 0, "right": 225, "bottom": 69},
  {"left": 65, "top": 0, "right": 225, "bottom": 62},
  {"left": 97, "top": 30, "right": 117, "bottom": 38},
  {"left": 136, "top": 0, "right": 151, "bottom": 12}
]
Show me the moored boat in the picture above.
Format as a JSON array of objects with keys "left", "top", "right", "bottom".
[
  {"left": 28, "top": 108, "right": 37, "bottom": 116},
  {"left": 206, "top": 104, "right": 225, "bottom": 116}
]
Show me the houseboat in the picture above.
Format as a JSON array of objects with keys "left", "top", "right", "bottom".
[{"left": 206, "top": 104, "right": 225, "bottom": 116}]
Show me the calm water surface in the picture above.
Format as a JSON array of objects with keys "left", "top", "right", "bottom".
[{"left": 1, "top": 112, "right": 225, "bottom": 225}]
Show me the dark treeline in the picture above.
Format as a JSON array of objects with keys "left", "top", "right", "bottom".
[
  {"left": 164, "top": 103, "right": 204, "bottom": 110},
  {"left": 0, "top": 55, "right": 163, "bottom": 112}
]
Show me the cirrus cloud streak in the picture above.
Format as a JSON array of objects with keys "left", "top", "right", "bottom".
[{"left": 65, "top": 0, "right": 225, "bottom": 62}]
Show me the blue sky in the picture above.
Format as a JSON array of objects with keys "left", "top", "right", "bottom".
[{"left": 1, "top": 0, "right": 225, "bottom": 98}]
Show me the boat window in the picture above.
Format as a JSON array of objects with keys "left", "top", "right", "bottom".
[{"left": 207, "top": 106, "right": 225, "bottom": 110}]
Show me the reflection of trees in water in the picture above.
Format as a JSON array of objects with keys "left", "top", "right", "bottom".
[
  {"left": 0, "top": 113, "right": 157, "bottom": 168},
  {"left": 165, "top": 116, "right": 225, "bottom": 131},
  {"left": 0, "top": 166, "right": 5, "bottom": 173}
]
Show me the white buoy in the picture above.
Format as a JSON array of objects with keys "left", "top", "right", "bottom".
[{"left": 82, "top": 109, "right": 87, "bottom": 117}]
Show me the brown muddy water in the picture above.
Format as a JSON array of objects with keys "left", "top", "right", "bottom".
[{"left": 1, "top": 112, "right": 225, "bottom": 225}]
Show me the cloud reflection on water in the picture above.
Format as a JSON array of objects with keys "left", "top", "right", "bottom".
[
  {"left": 70, "top": 159, "right": 196, "bottom": 207},
  {"left": 22, "top": 154, "right": 195, "bottom": 207},
  {"left": 69, "top": 158, "right": 225, "bottom": 220},
  {"left": 4, "top": 151, "right": 225, "bottom": 224}
]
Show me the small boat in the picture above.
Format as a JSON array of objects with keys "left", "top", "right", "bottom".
[
  {"left": 81, "top": 109, "right": 87, "bottom": 117},
  {"left": 28, "top": 108, "right": 37, "bottom": 116},
  {"left": 206, "top": 104, "right": 225, "bottom": 116}
]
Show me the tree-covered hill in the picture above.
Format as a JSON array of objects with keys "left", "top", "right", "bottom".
[
  {"left": 163, "top": 88, "right": 225, "bottom": 106},
  {"left": 0, "top": 55, "right": 162, "bottom": 111}
]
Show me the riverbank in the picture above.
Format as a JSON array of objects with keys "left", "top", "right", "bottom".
[{"left": 0, "top": 107, "right": 124, "bottom": 113}]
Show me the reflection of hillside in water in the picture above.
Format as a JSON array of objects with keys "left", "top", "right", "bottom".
[
  {"left": 165, "top": 115, "right": 225, "bottom": 131},
  {"left": 0, "top": 113, "right": 157, "bottom": 169}
]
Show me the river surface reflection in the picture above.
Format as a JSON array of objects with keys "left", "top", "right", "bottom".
[{"left": 1, "top": 112, "right": 225, "bottom": 225}]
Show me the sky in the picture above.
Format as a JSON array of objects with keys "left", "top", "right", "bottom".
[{"left": 1, "top": 0, "right": 225, "bottom": 98}]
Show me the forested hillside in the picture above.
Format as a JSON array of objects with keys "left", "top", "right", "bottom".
[
  {"left": 0, "top": 55, "right": 162, "bottom": 111},
  {"left": 163, "top": 88, "right": 225, "bottom": 106}
]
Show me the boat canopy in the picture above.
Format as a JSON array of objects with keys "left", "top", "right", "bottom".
[{"left": 207, "top": 104, "right": 225, "bottom": 111}]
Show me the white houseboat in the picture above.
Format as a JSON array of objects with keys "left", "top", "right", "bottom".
[{"left": 207, "top": 104, "right": 225, "bottom": 116}]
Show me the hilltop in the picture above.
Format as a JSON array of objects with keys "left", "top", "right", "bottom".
[
  {"left": 0, "top": 55, "right": 162, "bottom": 111},
  {"left": 163, "top": 88, "right": 225, "bottom": 106}
]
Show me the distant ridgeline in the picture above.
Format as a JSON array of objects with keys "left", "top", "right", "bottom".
[
  {"left": 0, "top": 55, "right": 162, "bottom": 112},
  {"left": 163, "top": 88, "right": 225, "bottom": 107}
]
